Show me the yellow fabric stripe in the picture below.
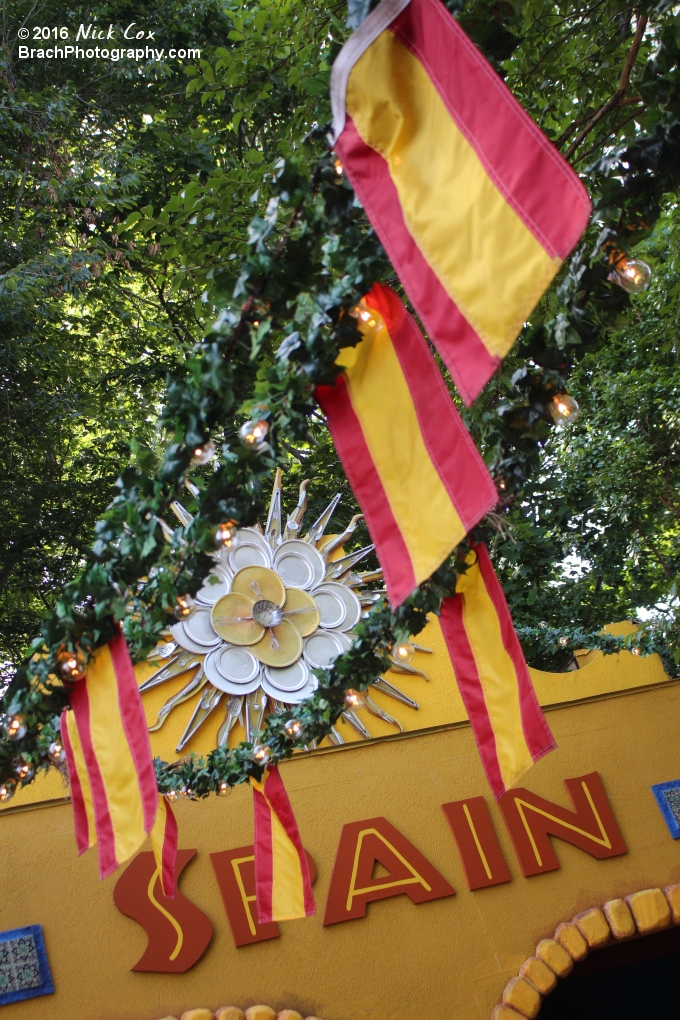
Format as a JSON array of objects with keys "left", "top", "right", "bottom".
[
  {"left": 456, "top": 557, "right": 533, "bottom": 788},
  {"left": 337, "top": 314, "right": 465, "bottom": 587},
  {"left": 66, "top": 711, "right": 96, "bottom": 848},
  {"left": 86, "top": 644, "right": 146, "bottom": 865},
  {"left": 346, "top": 32, "right": 561, "bottom": 358},
  {"left": 268, "top": 796, "right": 306, "bottom": 921}
]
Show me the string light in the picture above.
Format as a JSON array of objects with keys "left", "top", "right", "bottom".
[
  {"left": 218, "top": 781, "right": 232, "bottom": 796},
  {"left": 251, "top": 744, "right": 273, "bottom": 765},
  {"left": 632, "top": 646, "right": 641, "bottom": 656},
  {"left": 609, "top": 257, "right": 652, "bottom": 294},
  {"left": 56, "top": 645, "right": 85, "bottom": 682},
  {"left": 344, "top": 688, "right": 366, "bottom": 709},
  {"left": 13, "top": 759, "right": 34, "bottom": 782},
  {"left": 190, "top": 440, "right": 215, "bottom": 466},
  {"left": 239, "top": 419, "right": 269, "bottom": 447},
  {"left": 284, "top": 718, "right": 304, "bottom": 738},
  {"left": 549, "top": 393, "right": 580, "bottom": 427},
  {"left": 350, "top": 298, "right": 382, "bottom": 333},
  {"left": 0, "top": 781, "right": 16, "bottom": 804},
  {"left": 334, "top": 158, "right": 344, "bottom": 176},
  {"left": 48, "top": 741, "right": 66, "bottom": 765},
  {"left": 215, "top": 520, "right": 238, "bottom": 548},
  {"left": 165, "top": 789, "right": 180, "bottom": 802},
  {"left": 558, "top": 636, "right": 569, "bottom": 647},
  {"left": 180, "top": 785, "right": 194, "bottom": 798},
  {"left": 174, "top": 594, "right": 196, "bottom": 620},
  {"left": 4, "top": 715, "right": 26, "bottom": 742},
  {"left": 392, "top": 641, "right": 415, "bottom": 664}
]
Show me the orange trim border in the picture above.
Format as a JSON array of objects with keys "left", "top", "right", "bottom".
[{"left": 491, "top": 883, "right": 680, "bottom": 1019}]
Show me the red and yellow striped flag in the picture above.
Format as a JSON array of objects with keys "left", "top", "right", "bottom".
[
  {"left": 316, "top": 283, "right": 496, "bottom": 608},
  {"left": 439, "top": 544, "right": 556, "bottom": 799},
  {"left": 251, "top": 766, "right": 315, "bottom": 923},
  {"left": 331, "top": 0, "right": 591, "bottom": 405},
  {"left": 60, "top": 632, "right": 177, "bottom": 895}
]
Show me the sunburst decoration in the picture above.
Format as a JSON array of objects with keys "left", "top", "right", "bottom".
[{"left": 140, "top": 472, "right": 430, "bottom": 753}]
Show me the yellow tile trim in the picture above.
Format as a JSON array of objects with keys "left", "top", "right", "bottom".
[{"left": 493, "top": 885, "right": 680, "bottom": 1018}]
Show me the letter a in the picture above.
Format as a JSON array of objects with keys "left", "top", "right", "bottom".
[{"left": 323, "top": 816, "right": 454, "bottom": 926}]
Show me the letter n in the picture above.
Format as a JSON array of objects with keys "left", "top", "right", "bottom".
[
  {"left": 442, "top": 797, "right": 512, "bottom": 889},
  {"left": 210, "top": 846, "right": 316, "bottom": 946},
  {"left": 323, "top": 816, "right": 454, "bottom": 926},
  {"left": 498, "top": 771, "right": 627, "bottom": 877},
  {"left": 113, "top": 850, "right": 213, "bottom": 972}
]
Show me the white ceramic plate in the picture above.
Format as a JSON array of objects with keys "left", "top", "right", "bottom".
[
  {"left": 261, "top": 670, "right": 319, "bottom": 705},
  {"left": 217, "top": 646, "right": 260, "bottom": 684},
  {"left": 228, "top": 528, "right": 272, "bottom": 571},
  {"left": 263, "top": 660, "right": 309, "bottom": 693},
  {"left": 169, "top": 622, "right": 214, "bottom": 655},
  {"left": 204, "top": 650, "right": 262, "bottom": 695},
  {"left": 195, "top": 565, "right": 232, "bottom": 606},
  {"left": 274, "top": 540, "right": 325, "bottom": 590},
  {"left": 303, "top": 629, "right": 345, "bottom": 669},
  {"left": 315, "top": 581, "right": 362, "bottom": 632},
  {"left": 183, "top": 609, "right": 221, "bottom": 647},
  {"left": 310, "top": 586, "right": 346, "bottom": 629}
]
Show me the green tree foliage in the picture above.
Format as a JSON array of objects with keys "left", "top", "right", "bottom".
[{"left": 1, "top": 0, "right": 680, "bottom": 696}]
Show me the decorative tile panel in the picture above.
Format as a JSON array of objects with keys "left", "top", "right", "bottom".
[
  {"left": 651, "top": 779, "right": 680, "bottom": 839},
  {"left": 0, "top": 926, "right": 53, "bottom": 1006}
]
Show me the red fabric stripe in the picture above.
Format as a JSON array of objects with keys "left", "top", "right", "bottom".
[
  {"left": 161, "top": 799, "right": 179, "bottom": 900},
  {"left": 316, "top": 372, "right": 417, "bottom": 607},
  {"left": 366, "top": 283, "right": 496, "bottom": 529},
  {"left": 439, "top": 596, "right": 506, "bottom": 799},
  {"left": 336, "top": 120, "right": 499, "bottom": 406},
  {"left": 70, "top": 680, "right": 119, "bottom": 878},
  {"left": 109, "top": 631, "right": 157, "bottom": 834},
  {"left": 390, "top": 0, "right": 591, "bottom": 259},
  {"left": 253, "top": 780, "right": 275, "bottom": 924},
  {"left": 264, "top": 766, "right": 316, "bottom": 917},
  {"left": 475, "top": 544, "right": 556, "bottom": 761},
  {"left": 60, "top": 709, "right": 90, "bottom": 855}
]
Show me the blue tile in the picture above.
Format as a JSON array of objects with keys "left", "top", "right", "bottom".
[
  {"left": 0, "top": 926, "right": 53, "bottom": 1006},
  {"left": 651, "top": 779, "right": 680, "bottom": 839}
]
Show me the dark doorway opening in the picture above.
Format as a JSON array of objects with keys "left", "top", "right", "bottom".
[{"left": 539, "top": 925, "right": 680, "bottom": 1018}]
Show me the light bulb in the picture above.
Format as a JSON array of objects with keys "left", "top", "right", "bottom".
[
  {"left": 0, "top": 780, "right": 16, "bottom": 803},
  {"left": 610, "top": 258, "right": 652, "bottom": 294},
  {"left": 174, "top": 594, "right": 196, "bottom": 620},
  {"left": 334, "top": 158, "right": 344, "bottom": 176},
  {"left": 218, "top": 781, "right": 231, "bottom": 796},
  {"left": 344, "top": 688, "right": 366, "bottom": 710},
  {"left": 392, "top": 641, "right": 415, "bottom": 664},
  {"left": 165, "top": 788, "right": 180, "bottom": 802},
  {"left": 252, "top": 744, "right": 272, "bottom": 765},
  {"left": 14, "top": 759, "right": 34, "bottom": 782},
  {"left": 215, "top": 520, "right": 238, "bottom": 548},
  {"left": 239, "top": 419, "right": 270, "bottom": 447},
  {"left": 190, "top": 440, "right": 215, "bottom": 467},
  {"left": 48, "top": 740, "right": 66, "bottom": 765},
  {"left": 56, "top": 646, "right": 85, "bottom": 682},
  {"left": 284, "top": 718, "right": 304, "bottom": 738},
  {"left": 5, "top": 715, "right": 26, "bottom": 742},
  {"left": 558, "top": 636, "right": 569, "bottom": 647},
  {"left": 350, "top": 298, "right": 382, "bottom": 333},
  {"left": 549, "top": 393, "right": 580, "bottom": 427}
]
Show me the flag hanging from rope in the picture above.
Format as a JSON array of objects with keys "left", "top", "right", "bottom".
[
  {"left": 439, "top": 543, "right": 556, "bottom": 799},
  {"left": 251, "top": 766, "right": 315, "bottom": 923},
  {"left": 60, "top": 631, "right": 177, "bottom": 895},
  {"left": 330, "top": 0, "right": 591, "bottom": 405},
  {"left": 316, "top": 282, "right": 496, "bottom": 608}
]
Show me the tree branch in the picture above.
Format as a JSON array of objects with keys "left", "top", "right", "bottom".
[{"left": 564, "top": 14, "right": 648, "bottom": 161}]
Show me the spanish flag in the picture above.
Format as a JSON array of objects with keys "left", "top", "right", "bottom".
[
  {"left": 251, "top": 766, "right": 315, "bottom": 923},
  {"left": 439, "top": 544, "right": 556, "bottom": 798},
  {"left": 60, "top": 632, "right": 177, "bottom": 895},
  {"left": 316, "top": 283, "right": 496, "bottom": 608},
  {"left": 331, "top": 0, "right": 591, "bottom": 405}
]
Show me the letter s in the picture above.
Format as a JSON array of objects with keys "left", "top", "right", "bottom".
[{"left": 113, "top": 849, "right": 213, "bottom": 972}]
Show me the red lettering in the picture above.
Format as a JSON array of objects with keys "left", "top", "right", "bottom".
[{"left": 442, "top": 797, "right": 512, "bottom": 889}]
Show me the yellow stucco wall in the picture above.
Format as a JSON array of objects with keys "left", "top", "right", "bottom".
[{"left": 0, "top": 638, "right": 679, "bottom": 1019}]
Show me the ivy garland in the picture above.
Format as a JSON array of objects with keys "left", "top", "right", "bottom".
[{"left": 1, "top": 75, "right": 678, "bottom": 795}]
